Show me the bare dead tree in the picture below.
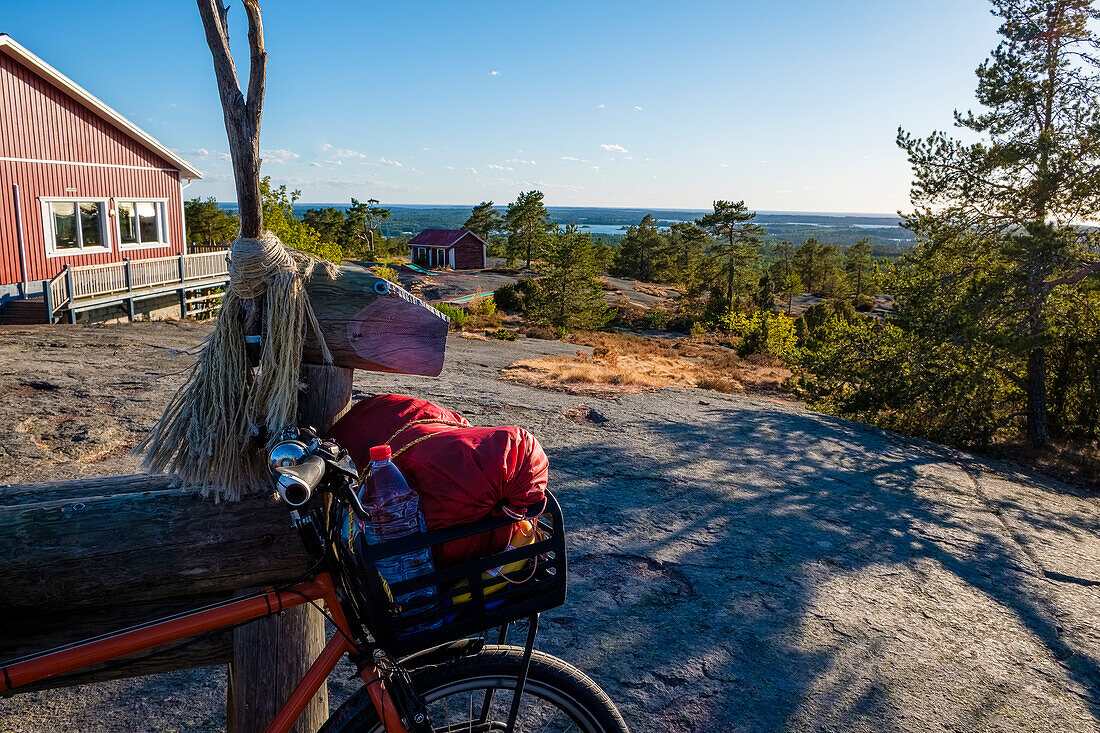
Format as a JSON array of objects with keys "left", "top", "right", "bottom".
[{"left": 196, "top": 0, "right": 266, "bottom": 238}]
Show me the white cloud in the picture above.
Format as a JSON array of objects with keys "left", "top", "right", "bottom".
[
  {"left": 261, "top": 149, "right": 300, "bottom": 164},
  {"left": 422, "top": 147, "right": 431, "bottom": 151},
  {"left": 379, "top": 157, "right": 403, "bottom": 167},
  {"left": 489, "top": 70, "right": 500, "bottom": 76},
  {"left": 310, "top": 161, "right": 323, "bottom": 167},
  {"left": 446, "top": 165, "right": 456, "bottom": 170},
  {"left": 488, "top": 164, "right": 505, "bottom": 170},
  {"left": 174, "top": 147, "right": 216, "bottom": 160},
  {"left": 590, "top": 165, "right": 600, "bottom": 170},
  {"left": 600, "top": 144, "right": 628, "bottom": 153},
  {"left": 333, "top": 148, "right": 366, "bottom": 159},
  {"left": 634, "top": 105, "right": 643, "bottom": 111},
  {"left": 560, "top": 156, "right": 582, "bottom": 161},
  {"left": 466, "top": 167, "right": 478, "bottom": 174},
  {"left": 719, "top": 163, "right": 729, "bottom": 168},
  {"left": 215, "top": 152, "right": 232, "bottom": 162},
  {"left": 624, "top": 155, "right": 634, "bottom": 160},
  {"left": 322, "top": 143, "right": 333, "bottom": 151},
  {"left": 597, "top": 104, "right": 606, "bottom": 109}
]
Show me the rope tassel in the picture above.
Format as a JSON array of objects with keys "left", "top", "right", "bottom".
[{"left": 135, "top": 233, "right": 336, "bottom": 501}]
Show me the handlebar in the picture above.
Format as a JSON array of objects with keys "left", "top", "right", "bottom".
[{"left": 274, "top": 454, "right": 327, "bottom": 507}]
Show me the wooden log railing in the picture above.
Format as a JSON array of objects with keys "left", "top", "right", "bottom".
[{"left": 0, "top": 475, "right": 309, "bottom": 692}]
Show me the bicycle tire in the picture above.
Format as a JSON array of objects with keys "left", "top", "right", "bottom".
[{"left": 321, "top": 645, "right": 629, "bottom": 733}]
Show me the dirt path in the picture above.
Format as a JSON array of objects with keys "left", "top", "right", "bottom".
[{"left": 2, "top": 323, "right": 1099, "bottom": 731}]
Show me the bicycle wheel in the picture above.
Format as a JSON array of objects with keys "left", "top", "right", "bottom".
[{"left": 322, "top": 645, "right": 629, "bottom": 733}]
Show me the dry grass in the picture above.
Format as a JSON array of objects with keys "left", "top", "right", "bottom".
[
  {"left": 633, "top": 281, "right": 680, "bottom": 298},
  {"left": 502, "top": 331, "right": 793, "bottom": 397}
]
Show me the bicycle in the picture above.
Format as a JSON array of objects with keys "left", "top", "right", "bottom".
[{"left": 1, "top": 427, "right": 629, "bottom": 733}]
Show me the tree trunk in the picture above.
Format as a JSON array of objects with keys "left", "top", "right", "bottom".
[
  {"left": 227, "top": 363, "right": 353, "bottom": 733},
  {"left": 196, "top": 0, "right": 267, "bottom": 239},
  {"left": 1026, "top": 346, "right": 1049, "bottom": 447}
]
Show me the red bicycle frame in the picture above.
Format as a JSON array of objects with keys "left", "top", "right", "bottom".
[{"left": 0, "top": 572, "right": 409, "bottom": 733}]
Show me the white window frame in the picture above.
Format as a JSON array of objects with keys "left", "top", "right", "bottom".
[
  {"left": 115, "top": 198, "right": 170, "bottom": 250},
  {"left": 40, "top": 197, "right": 111, "bottom": 257}
]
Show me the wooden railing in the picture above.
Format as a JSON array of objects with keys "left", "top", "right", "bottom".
[
  {"left": 46, "top": 270, "right": 69, "bottom": 312},
  {"left": 45, "top": 252, "right": 230, "bottom": 318}
]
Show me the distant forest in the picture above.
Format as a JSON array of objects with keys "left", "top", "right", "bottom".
[{"left": 215, "top": 202, "right": 915, "bottom": 255}]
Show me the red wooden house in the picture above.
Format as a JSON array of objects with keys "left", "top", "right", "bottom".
[
  {"left": 409, "top": 229, "right": 487, "bottom": 269},
  {"left": 0, "top": 35, "right": 219, "bottom": 324}
]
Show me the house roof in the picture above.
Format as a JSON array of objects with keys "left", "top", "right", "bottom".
[
  {"left": 0, "top": 34, "right": 202, "bottom": 179},
  {"left": 409, "top": 229, "right": 486, "bottom": 248}
]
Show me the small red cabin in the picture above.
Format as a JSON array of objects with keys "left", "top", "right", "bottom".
[
  {"left": 0, "top": 34, "right": 202, "bottom": 307},
  {"left": 409, "top": 229, "right": 487, "bottom": 270}
]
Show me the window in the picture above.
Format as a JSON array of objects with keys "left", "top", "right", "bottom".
[
  {"left": 117, "top": 200, "right": 168, "bottom": 247},
  {"left": 42, "top": 199, "right": 108, "bottom": 254}
]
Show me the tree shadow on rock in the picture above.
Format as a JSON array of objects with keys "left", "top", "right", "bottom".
[{"left": 540, "top": 402, "right": 1100, "bottom": 733}]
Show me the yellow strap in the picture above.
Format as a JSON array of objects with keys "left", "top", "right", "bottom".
[{"left": 356, "top": 418, "right": 469, "bottom": 480}]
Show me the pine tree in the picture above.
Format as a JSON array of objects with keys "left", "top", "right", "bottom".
[
  {"left": 611, "top": 215, "right": 669, "bottom": 282},
  {"left": 504, "top": 190, "right": 554, "bottom": 268},
  {"left": 526, "top": 226, "right": 609, "bottom": 330},
  {"left": 666, "top": 222, "right": 710, "bottom": 297},
  {"left": 845, "top": 237, "right": 873, "bottom": 296},
  {"left": 898, "top": 0, "right": 1100, "bottom": 446},
  {"left": 781, "top": 272, "right": 804, "bottom": 316},
  {"left": 696, "top": 200, "right": 765, "bottom": 318},
  {"left": 184, "top": 197, "right": 238, "bottom": 247},
  {"left": 463, "top": 201, "right": 502, "bottom": 241}
]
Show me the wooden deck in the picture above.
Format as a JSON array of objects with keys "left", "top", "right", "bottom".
[{"left": 44, "top": 250, "right": 229, "bottom": 323}]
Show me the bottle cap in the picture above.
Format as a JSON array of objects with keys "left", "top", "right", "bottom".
[{"left": 369, "top": 444, "right": 392, "bottom": 462}]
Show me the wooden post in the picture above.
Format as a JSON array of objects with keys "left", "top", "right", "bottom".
[
  {"left": 42, "top": 279, "right": 52, "bottom": 322},
  {"left": 228, "top": 363, "right": 354, "bottom": 733},
  {"left": 64, "top": 265, "right": 75, "bottom": 324},
  {"left": 124, "top": 258, "right": 135, "bottom": 322}
]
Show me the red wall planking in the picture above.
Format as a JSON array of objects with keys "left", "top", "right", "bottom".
[{"left": 0, "top": 50, "right": 189, "bottom": 286}]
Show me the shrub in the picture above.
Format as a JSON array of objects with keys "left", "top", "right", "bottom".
[
  {"left": 471, "top": 295, "right": 497, "bottom": 316},
  {"left": 522, "top": 324, "right": 557, "bottom": 340},
  {"left": 487, "top": 328, "right": 517, "bottom": 341},
  {"left": 611, "top": 298, "right": 646, "bottom": 327},
  {"left": 642, "top": 307, "right": 671, "bottom": 330},
  {"left": 713, "top": 311, "right": 798, "bottom": 362},
  {"left": 493, "top": 283, "right": 523, "bottom": 312},
  {"left": 374, "top": 264, "right": 399, "bottom": 283},
  {"left": 433, "top": 302, "right": 470, "bottom": 328},
  {"left": 689, "top": 322, "right": 707, "bottom": 340},
  {"left": 854, "top": 293, "right": 875, "bottom": 312}
]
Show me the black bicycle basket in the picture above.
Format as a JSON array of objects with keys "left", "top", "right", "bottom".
[{"left": 342, "top": 489, "right": 567, "bottom": 656}]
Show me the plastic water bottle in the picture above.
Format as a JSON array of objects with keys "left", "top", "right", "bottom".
[{"left": 359, "top": 444, "right": 440, "bottom": 632}]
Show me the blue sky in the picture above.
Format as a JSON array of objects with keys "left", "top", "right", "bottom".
[{"left": 4, "top": 1, "right": 1000, "bottom": 212}]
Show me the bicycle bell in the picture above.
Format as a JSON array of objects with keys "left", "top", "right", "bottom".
[{"left": 269, "top": 439, "right": 309, "bottom": 469}]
